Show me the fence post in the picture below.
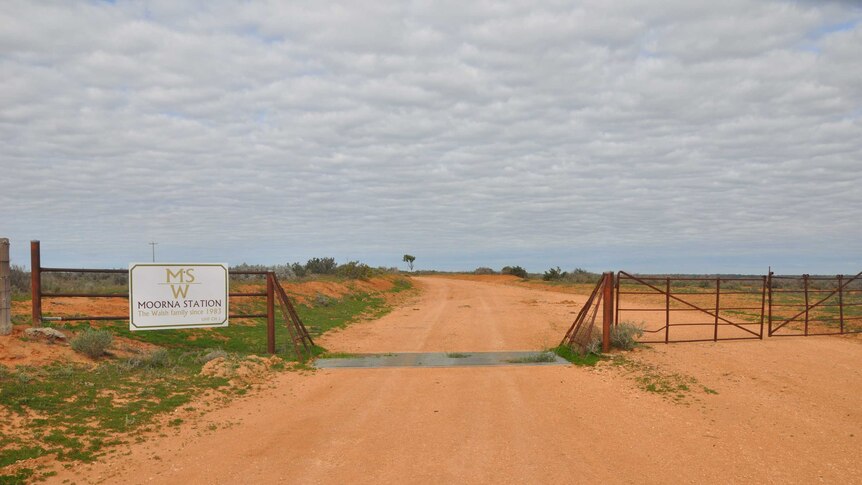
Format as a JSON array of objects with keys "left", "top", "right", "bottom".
[
  {"left": 759, "top": 275, "right": 766, "bottom": 339},
  {"left": 767, "top": 271, "right": 773, "bottom": 336},
  {"left": 266, "top": 272, "right": 276, "bottom": 355},
  {"left": 713, "top": 277, "right": 721, "bottom": 342},
  {"left": 0, "top": 238, "right": 10, "bottom": 335},
  {"left": 602, "top": 272, "right": 613, "bottom": 353},
  {"left": 803, "top": 274, "right": 809, "bottom": 336},
  {"left": 665, "top": 277, "right": 671, "bottom": 343},
  {"left": 838, "top": 274, "right": 844, "bottom": 334},
  {"left": 614, "top": 272, "right": 620, "bottom": 328},
  {"left": 30, "top": 240, "right": 41, "bottom": 327}
]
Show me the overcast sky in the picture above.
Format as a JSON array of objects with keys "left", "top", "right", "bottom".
[{"left": 2, "top": 0, "right": 861, "bottom": 274}]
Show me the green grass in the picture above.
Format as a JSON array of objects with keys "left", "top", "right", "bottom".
[
  {"left": 0, "top": 351, "right": 228, "bottom": 478},
  {"left": 611, "top": 356, "right": 718, "bottom": 403},
  {"left": 552, "top": 345, "right": 602, "bottom": 366},
  {"left": 505, "top": 352, "right": 557, "bottom": 364},
  {"left": 446, "top": 352, "right": 470, "bottom": 358},
  {"left": 318, "top": 351, "right": 359, "bottom": 359},
  {"left": 1, "top": 279, "right": 411, "bottom": 479}
]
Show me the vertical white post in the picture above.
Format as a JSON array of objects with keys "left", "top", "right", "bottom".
[{"left": 0, "top": 238, "right": 11, "bottom": 335}]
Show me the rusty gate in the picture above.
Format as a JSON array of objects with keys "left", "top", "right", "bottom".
[
  {"left": 615, "top": 271, "right": 767, "bottom": 343},
  {"left": 28, "top": 241, "right": 315, "bottom": 360},
  {"left": 768, "top": 271, "right": 862, "bottom": 337}
]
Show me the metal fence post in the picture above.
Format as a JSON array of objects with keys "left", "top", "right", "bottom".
[
  {"left": 713, "top": 277, "right": 721, "bottom": 342},
  {"left": 266, "top": 272, "right": 276, "bottom": 355},
  {"left": 759, "top": 275, "right": 766, "bottom": 339},
  {"left": 614, "top": 272, "right": 620, "bottom": 328},
  {"left": 803, "top": 274, "right": 809, "bottom": 336},
  {"left": 30, "top": 240, "right": 41, "bottom": 326},
  {"left": 767, "top": 271, "right": 773, "bottom": 336},
  {"left": 602, "top": 272, "right": 613, "bottom": 353},
  {"left": 838, "top": 274, "right": 844, "bottom": 334},
  {"left": 0, "top": 238, "right": 10, "bottom": 335},
  {"left": 665, "top": 277, "right": 671, "bottom": 343}
]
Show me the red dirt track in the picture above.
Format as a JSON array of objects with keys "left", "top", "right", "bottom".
[{"left": 55, "top": 276, "right": 862, "bottom": 484}]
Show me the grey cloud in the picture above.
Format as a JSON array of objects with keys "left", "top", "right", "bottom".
[{"left": 1, "top": 0, "right": 861, "bottom": 273}]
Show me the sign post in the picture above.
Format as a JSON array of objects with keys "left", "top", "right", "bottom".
[{"left": 129, "top": 263, "right": 229, "bottom": 331}]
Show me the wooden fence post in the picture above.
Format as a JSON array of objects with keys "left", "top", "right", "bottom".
[{"left": 0, "top": 238, "right": 10, "bottom": 335}]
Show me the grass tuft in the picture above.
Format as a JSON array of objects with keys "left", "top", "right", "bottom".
[
  {"left": 70, "top": 329, "right": 113, "bottom": 359},
  {"left": 552, "top": 345, "right": 602, "bottom": 366},
  {"left": 610, "top": 322, "right": 644, "bottom": 350},
  {"left": 505, "top": 352, "right": 557, "bottom": 364}
]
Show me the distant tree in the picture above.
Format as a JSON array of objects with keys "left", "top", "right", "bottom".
[
  {"left": 402, "top": 254, "right": 416, "bottom": 271},
  {"left": 543, "top": 266, "right": 568, "bottom": 281},
  {"left": 501, "top": 265, "right": 528, "bottom": 279},
  {"left": 305, "top": 257, "right": 337, "bottom": 275}
]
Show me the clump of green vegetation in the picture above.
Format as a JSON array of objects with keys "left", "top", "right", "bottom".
[
  {"left": 543, "top": 266, "right": 567, "bottom": 281},
  {"left": 0, "top": 351, "right": 230, "bottom": 476},
  {"left": 198, "top": 349, "right": 229, "bottom": 363},
  {"left": 122, "top": 348, "right": 171, "bottom": 370},
  {"left": 336, "top": 261, "right": 372, "bottom": 279},
  {"left": 314, "top": 293, "right": 331, "bottom": 307},
  {"left": 611, "top": 321, "right": 644, "bottom": 350},
  {"left": 501, "top": 265, "right": 528, "bottom": 278},
  {"left": 552, "top": 345, "right": 602, "bottom": 366},
  {"left": 506, "top": 352, "right": 557, "bottom": 364},
  {"left": 318, "top": 351, "right": 358, "bottom": 359},
  {"left": 611, "top": 356, "right": 718, "bottom": 403},
  {"left": 70, "top": 329, "right": 113, "bottom": 358},
  {"left": 446, "top": 352, "right": 470, "bottom": 358}
]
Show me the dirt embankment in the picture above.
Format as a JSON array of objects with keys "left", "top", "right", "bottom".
[{"left": 2, "top": 275, "right": 406, "bottom": 368}]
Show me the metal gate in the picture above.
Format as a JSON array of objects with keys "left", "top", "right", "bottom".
[
  {"left": 616, "top": 271, "right": 766, "bottom": 343},
  {"left": 768, "top": 271, "right": 862, "bottom": 337},
  {"left": 28, "top": 241, "right": 315, "bottom": 360}
]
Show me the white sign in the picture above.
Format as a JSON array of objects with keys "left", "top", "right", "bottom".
[{"left": 129, "top": 263, "right": 229, "bottom": 331}]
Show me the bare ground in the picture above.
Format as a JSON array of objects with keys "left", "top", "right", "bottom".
[{"left": 52, "top": 276, "right": 862, "bottom": 484}]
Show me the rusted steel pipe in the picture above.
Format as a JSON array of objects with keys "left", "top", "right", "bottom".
[
  {"left": 759, "top": 275, "right": 766, "bottom": 339},
  {"left": 31, "top": 241, "right": 41, "bottom": 326},
  {"left": 838, "top": 275, "right": 844, "bottom": 334},
  {"left": 266, "top": 272, "right": 275, "bottom": 355},
  {"left": 665, "top": 277, "right": 670, "bottom": 344},
  {"left": 602, "top": 272, "right": 613, "bottom": 353},
  {"left": 713, "top": 278, "right": 721, "bottom": 342},
  {"left": 803, "top": 274, "right": 810, "bottom": 336},
  {"left": 41, "top": 267, "right": 127, "bottom": 274}
]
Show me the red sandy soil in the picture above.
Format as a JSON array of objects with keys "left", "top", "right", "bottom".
[{"left": 36, "top": 276, "right": 862, "bottom": 484}]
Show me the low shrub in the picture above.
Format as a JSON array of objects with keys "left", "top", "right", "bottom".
[
  {"left": 543, "top": 266, "right": 567, "bottom": 281},
  {"left": 501, "top": 266, "right": 528, "bottom": 278},
  {"left": 198, "top": 349, "right": 229, "bottom": 363},
  {"left": 314, "top": 293, "right": 331, "bottom": 307},
  {"left": 611, "top": 321, "right": 644, "bottom": 350},
  {"left": 473, "top": 267, "right": 496, "bottom": 275},
  {"left": 70, "top": 330, "right": 113, "bottom": 359},
  {"left": 124, "top": 348, "right": 171, "bottom": 370},
  {"left": 306, "top": 257, "right": 337, "bottom": 275},
  {"left": 336, "top": 261, "right": 372, "bottom": 279}
]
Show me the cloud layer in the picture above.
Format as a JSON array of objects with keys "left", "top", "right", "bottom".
[{"left": 2, "top": 0, "right": 861, "bottom": 273}]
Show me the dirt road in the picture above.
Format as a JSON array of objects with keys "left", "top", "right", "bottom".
[{"left": 57, "top": 276, "right": 862, "bottom": 484}]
